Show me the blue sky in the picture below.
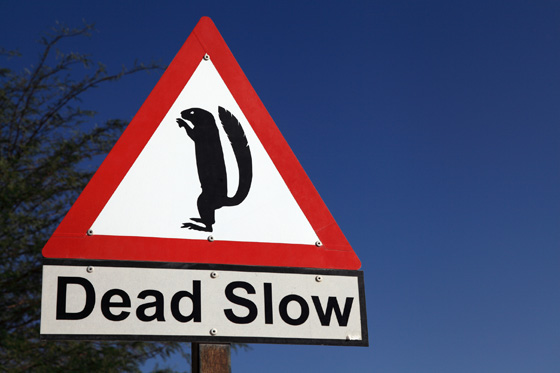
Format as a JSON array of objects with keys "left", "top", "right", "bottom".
[{"left": 2, "top": 1, "right": 559, "bottom": 372}]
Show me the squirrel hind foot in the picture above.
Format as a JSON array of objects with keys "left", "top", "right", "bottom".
[{"left": 181, "top": 222, "right": 213, "bottom": 232}]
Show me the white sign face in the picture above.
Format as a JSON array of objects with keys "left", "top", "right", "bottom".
[
  {"left": 41, "top": 261, "right": 368, "bottom": 346},
  {"left": 89, "top": 59, "right": 319, "bottom": 246}
]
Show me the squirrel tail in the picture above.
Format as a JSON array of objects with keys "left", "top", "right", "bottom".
[{"left": 218, "top": 106, "right": 253, "bottom": 206}]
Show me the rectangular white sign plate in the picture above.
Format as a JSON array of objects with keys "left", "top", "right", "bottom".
[{"left": 41, "top": 259, "right": 368, "bottom": 346}]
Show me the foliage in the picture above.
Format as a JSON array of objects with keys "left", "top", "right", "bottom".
[{"left": 0, "top": 23, "right": 191, "bottom": 372}]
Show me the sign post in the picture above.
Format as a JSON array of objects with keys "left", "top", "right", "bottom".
[
  {"left": 40, "top": 16, "right": 368, "bottom": 367},
  {"left": 192, "top": 343, "right": 231, "bottom": 373}
]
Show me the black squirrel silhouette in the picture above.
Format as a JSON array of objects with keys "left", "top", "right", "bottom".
[{"left": 176, "top": 106, "right": 252, "bottom": 232}]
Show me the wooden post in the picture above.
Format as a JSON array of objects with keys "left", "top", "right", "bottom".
[{"left": 192, "top": 343, "right": 231, "bottom": 373}]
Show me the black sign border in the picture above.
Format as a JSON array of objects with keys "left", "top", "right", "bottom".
[{"left": 41, "top": 258, "right": 369, "bottom": 347}]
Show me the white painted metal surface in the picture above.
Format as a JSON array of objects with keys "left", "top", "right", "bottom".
[
  {"left": 90, "top": 60, "right": 318, "bottom": 245},
  {"left": 41, "top": 263, "right": 366, "bottom": 344}
]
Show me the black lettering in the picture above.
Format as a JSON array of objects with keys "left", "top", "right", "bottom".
[
  {"left": 279, "top": 294, "right": 309, "bottom": 326},
  {"left": 171, "top": 280, "right": 201, "bottom": 323},
  {"left": 56, "top": 277, "right": 95, "bottom": 320},
  {"left": 101, "top": 289, "right": 131, "bottom": 321},
  {"left": 224, "top": 281, "right": 257, "bottom": 324},
  {"left": 137, "top": 290, "right": 165, "bottom": 322},
  {"left": 264, "top": 282, "right": 273, "bottom": 324},
  {"left": 312, "top": 296, "right": 354, "bottom": 327}
]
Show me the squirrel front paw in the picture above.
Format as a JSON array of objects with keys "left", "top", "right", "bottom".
[{"left": 176, "top": 118, "right": 187, "bottom": 128}]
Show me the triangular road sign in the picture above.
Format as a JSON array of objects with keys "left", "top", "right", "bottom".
[{"left": 42, "top": 17, "right": 361, "bottom": 270}]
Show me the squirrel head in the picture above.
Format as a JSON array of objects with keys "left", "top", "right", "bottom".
[{"left": 180, "top": 108, "right": 215, "bottom": 128}]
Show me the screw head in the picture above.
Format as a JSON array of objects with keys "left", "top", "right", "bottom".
[
  {"left": 87, "top": 266, "right": 94, "bottom": 273},
  {"left": 203, "top": 53, "right": 210, "bottom": 60},
  {"left": 210, "top": 271, "right": 219, "bottom": 279},
  {"left": 207, "top": 235, "right": 214, "bottom": 242},
  {"left": 315, "top": 275, "right": 323, "bottom": 282},
  {"left": 87, "top": 229, "right": 94, "bottom": 236},
  {"left": 210, "top": 328, "right": 218, "bottom": 336},
  {"left": 315, "top": 240, "right": 323, "bottom": 247}
]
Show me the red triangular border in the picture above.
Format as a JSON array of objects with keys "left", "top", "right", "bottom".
[{"left": 42, "top": 17, "right": 361, "bottom": 270}]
